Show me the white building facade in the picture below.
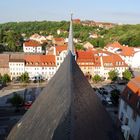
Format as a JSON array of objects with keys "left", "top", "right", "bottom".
[
  {"left": 24, "top": 55, "right": 57, "bottom": 80},
  {"left": 118, "top": 77, "right": 140, "bottom": 140},
  {"left": 23, "top": 40, "right": 42, "bottom": 53},
  {"left": 9, "top": 60, "right": 25, "bottom": 79},
  {"left": 119, "top": 99, "right": 140, "bottom": 140}
]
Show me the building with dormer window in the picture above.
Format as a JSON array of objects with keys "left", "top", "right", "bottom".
[{"left": 118, "top": 76, "right": 140, "bottom": 140}]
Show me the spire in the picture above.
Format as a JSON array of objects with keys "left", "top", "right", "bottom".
[{"left": 68, "top": 13, "right": 75, "bottom": 55}]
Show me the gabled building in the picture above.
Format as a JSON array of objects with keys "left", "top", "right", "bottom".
[
  {"left": 54, "top": 45, "right": 67, "bottom": 68},
  {"left": 52, "top": 38, "right": 65, "bottom": 46},
  {"left": 23, "top": 40, "right": 42, "bottom": 53},
  {"left": 94, "top": 50, "right": 128, "bottom": 79},
  {"left": 83, "top": 42, "right": 94, "bottom": 49},
  {"left": 29, "top": 33, "right": 47, "bottom": 44},
  {"left": 118, "top": 76, "right": 140, "bottom": 140},
  {"left": 76, "top": 50, "right": 95, "bottom": 76},
  {"left": 72, "top": 18, "right": 81, "bottom": 24},
  {"left": 24, "top": 55, "right": 56, "bottom": 80},
  {"left": 105, "top": 42, "right": 135, "bottom": 67},
  {"left": 0, "top": 54, "right": 10, "bottom": 76}
]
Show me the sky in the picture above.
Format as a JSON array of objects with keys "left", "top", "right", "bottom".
[{"left": 0, "top": 0, "right": 140, "bottom": 24}]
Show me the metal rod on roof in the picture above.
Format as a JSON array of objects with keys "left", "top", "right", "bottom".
[{"left": 68, "top": 13, "right": 75, "bottom": 56}]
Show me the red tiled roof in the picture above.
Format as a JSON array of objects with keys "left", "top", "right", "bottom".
[
  {"left": 76, "top": 51, "right": 95, "bottom": 64},
  {"left": 121, "top": 76, "right": 140, "bottom": 115},
  {"left": 106, "top": 41, "right": 123, "bottom": 49},
  {"left": 94, "top": 50, "right": 114, "bottom": 55},
  {"left": 105, "top": 41, "right": 135, "bottom": 56},
  {"left": 73, "top": 19, "right": 81, "bottom": 24},
  {"left": 24, "top": 40, "right": 41, "bottom": 47},
  {"left": 55, "top": 45, "right": 67, "bottom": 55},
  {"left": 24, "top": 55, "right": 56, "bottom": 66},
  {"left": 120, "top": 47, "right": 135, "bottom": 56},
  {"left": 102, "top": 54, "right": 128, "bottom": 67},
  {"left": 54, "top": 38, "right": 64, "bottom": 42}
]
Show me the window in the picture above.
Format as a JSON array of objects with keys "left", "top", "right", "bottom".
[
  {"left": 124, "top": 102, "right": 127, "bottom": 110},
  {"left": 137, "top": 99, "right": 140, "bottom": 109},
  {"left": 116, "top": 62, "right": 119, "bottom": 65},
  {"left": 132, "top": 111, "right": 137, "bottom": 121},
  {"left": 125, "top": 117, "right": 129, "bottom": 125},
  {"left": 127, "top": 91, "right": 132, "bottom": 100},
  {"left": 120, "top": 112, "right": 124, "bottom": 121}
]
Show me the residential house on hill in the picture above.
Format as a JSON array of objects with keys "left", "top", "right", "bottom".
[
  {"left": 29, "top": 34, "right": 47, "bottom": 44},
  {"left": 52, "top": 38, "right": 65, "bottom": 46},
  {"left": 23, "top": 40, "right": 42, "bottom": 53},
  {"left": 83, "top": 42, "right": 94, "bottom": 49},
  {"left": 105, "top": 42, "right": 135, "bottom": 67},
  {"left": 73, "top": 18, "right": 81, "bottom": 24}
]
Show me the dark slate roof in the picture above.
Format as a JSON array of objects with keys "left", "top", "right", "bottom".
[{"left": 7, "top": 52, "right": 123, "bottom": 140}]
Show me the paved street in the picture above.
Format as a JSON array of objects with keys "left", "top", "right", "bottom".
[
  {"left": 0, "top": 106, "right": 26, "bottom": 140},
  {"left": 0, "top": 83, "right": 45, "bottom": 140}
]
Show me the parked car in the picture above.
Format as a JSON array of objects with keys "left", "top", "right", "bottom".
[{"left": 24, "top": 101, "right": 33, "bottom": 110}]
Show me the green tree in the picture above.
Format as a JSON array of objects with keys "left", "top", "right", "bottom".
[
  {"left": 92, "top": 74, "right": 102, "bottom": 83},
  {"left": 110, "top": 89, "right": 120, "bottom": 105},
  {"left": 108, "top": 70, "right": 118, "bottom": 81},
  {"left": 10, "top": 92, "right": 24, "bottom": 110},
  {"left": 20, "top": 72, "right": 29, "bottom": 83},
  {"left": 97, "top": 38, "right": 105, "bottom": 48},
  {"left": 75, "top": 44, "right": 85, "bottom": 50},
  {"left": 3, "top": 31, "right": 23, "bottom": 51},
  {"left": 2, "top": 74, "right": 11, "bottom": 84},
  {"left": 0, "top": 29, "right": 4, "bottom": 43},
  {"left": 122, "top": 69, "right": 132, "bottom": 81}
]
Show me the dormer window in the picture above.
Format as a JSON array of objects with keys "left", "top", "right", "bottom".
[
  {"left": 127, "top": 90, "right": 132, "bottom": 100},
  {"left": 35, "top": 62, "right": 39, "bottom": 65},
  {"left": 119, "top": 62, "right": 121, "bottom": 65},
  {"left": 137, "top": 99, "right": 140, "bottom": 109}
]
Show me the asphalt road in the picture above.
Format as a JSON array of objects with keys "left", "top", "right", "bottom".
[{"left": 0, "top": 107, "right": 26, "bottom": 140}]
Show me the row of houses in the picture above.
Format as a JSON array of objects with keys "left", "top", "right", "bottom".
[
  {"left": 0, "top": 44, "right": 130, "bottom": 80},
  {"left": 23, "top": 36, "right": 140, "bottom": 68}
]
